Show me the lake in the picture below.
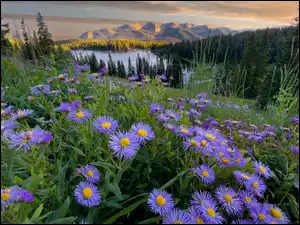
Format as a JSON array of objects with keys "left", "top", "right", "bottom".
[{"left": 71, "top": 50, "right": 193, "bottom": 84}]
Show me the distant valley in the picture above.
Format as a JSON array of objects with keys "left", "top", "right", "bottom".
[{"left": 79, "top": 22, "right": 239, "bottom": 42}]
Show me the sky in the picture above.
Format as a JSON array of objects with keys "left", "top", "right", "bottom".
[{"left": 1, "top": 1, "right": 298, "bottom": 40}]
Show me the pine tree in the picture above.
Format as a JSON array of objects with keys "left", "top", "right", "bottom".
[
  {"left": 36, "top": 12, "right": 54, "bottom": 56},
  {"left": 112, "top": 61, "right": 117, "bottom": 76},
  {"left": 120, "top": 61, "right": 126, "bottom": 78},
  {"left": 1, "top": 17, "right": 13, "bottom": 56},
  {"left": 108, "top": 53, "right": 113, "bottom": 75},
  {"left": 89, "top": 53, "right": 99, "bottom": 72},
  {"left": 157, "top": 57, "right": 165, "bottom": 75},
  {"left": 128, "top": 56, "right": 133, "bottom": 76},
  {"left": 117, "top": 60, "right": 121, "bottom": 77},
  {"left": 136, "top": 53, "right": 142, "bottom": 75}
]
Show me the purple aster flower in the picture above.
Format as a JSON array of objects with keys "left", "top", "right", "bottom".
[
  {"left": 1, "top": 187, "right": 17, "bottom": 209},
  {"left": 233, "top": 171, "right": 252, "bottom": 185},
  {"left": 130, "top": 122, "right": 155, "bottom": 144},
  {"left": 183, "top": 136, "right": 203, "bottom": 152},
  {"left": 187, "top": 206, "right": 206, "bottom": 224},
  {"left": 198, "top": 105, "right": 206, "bottom": 111},
  {"left": 162, "top": 209, "right": 193, "bottom": 224},
  {"left": 193, "top": 164, "right": 216, "bottom": 184},
  {"left": 31, "top": 129, "right": 53, "bottom": 144},
  {"left": 84, "top": 95, "right": 96, "bottom": 101},
  {"left": 165, "top": 109, "right": 181, "bottom": 121},
  {"left": 157, "top": 113, "right": 170, "bottom": 123},
  {"left": 149, "top": 104, "right": 163, "bottom": 115},
  {"left": 176, "top": 125, "right": 194, "bottom": 138},
  {"left": 190, "top": 191, "right": 216, "bottom": 212},
  {"left": 108, "top": 131, "right": 140, "bottom": 159},
  {"left": 56, "top": 102, "right": 72, "bottom": 112},
  {"left": 238, "top": 190, "right": 258, "bottom": 210},
  {"left": 290, "top": 117, "right": 299, "bottom": 124},
  {"left": 187, "top": 108, "right": 202, "bottom": 117},
  {"left": 264, "top": 204, "right": 289, "bottom": 224},
  {"left": 295, "top": 181, "right": 299, "bottom": 189},
  {"left": 68, "top": 88, "right": 77, "bottom": 94},
  {"left": 245, "top": 175, "right": 267, "bottom": 198},
  {"left": 81, "top": 165, "right": 101, "bottom": 184},
  {"left": 1, "top": 120, "right": 17, "bottom": 133},
  {"left": 164, "top": 123, "right": 177, "bottom": 132},
  {"left": 215, "top": 186, "right": 243, "bottom": 216},
  {"left": 93, "top": 116, "right": 118, "bottom": 134},
  {"left": 148, "top": 189, "right": 175, "bottom": 216},
  {"left": 253, "top": 161, "right": 272, "bottom": 179},
  {"left": 198, "top": 200, "right": 224, "bottom": 224},
  {"left": 7, "top": 128, "right": 40, "bottom": 151},
  {"left": 250, "top": 204, "right": 273, "bottom": 224},
  {"left": 74, "top": 181, "right": 101, "bottom": 207},
  {"left": 30, "top": 84, "right": 51, "bottom": 96},
  {"left": 67, "top": 109, "right": 92, "bottom": 123},
  {"left": 291, "top": 146, "right": 299, "bottom": 154},
  {"left": 13, "top": 186, "right": 34, "bottom": 203},
  {"left": 100, "top": 67, "right": 107, "bottom": 74},
  {"left": 11, "top": 109, "right": 33, "bottom": 119},
  {"left": 285, "top": 133, "right": 293, "bottom": 139}
]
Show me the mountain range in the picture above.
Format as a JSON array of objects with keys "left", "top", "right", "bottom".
[{"left": 79, "top": 22, "right": 239, "bottom": 42}]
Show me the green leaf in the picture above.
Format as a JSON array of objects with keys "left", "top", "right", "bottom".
[
  {"left": 60, "top": 143, "right": 85, "bottom": 156},
  {"left": 31, "top": 203, "right": 44, "bottom": 220},
  {"left": 102, "top": 196, "right": 148, "bottom": 224},
  {"left": 48, "top": 217, "right": 77, "bottom": 224},
  {"left": 288, "top": 194, "right": 299, "bottom": 220},
  {"left": 160, "top": 170, "right": 187, "bottom": 190},
  {"left": 138, "top": 216, "right": 163, "bottom": 224},
  {"left": 107, "top": 183, "right": 123, "bottom": 200},
  {"left": 45, "top": 197, "right": 70, "bottom": 222}
]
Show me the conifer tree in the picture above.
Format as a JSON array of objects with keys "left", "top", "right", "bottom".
[
  {"left": 1, "top": 17, "right": 13, "bottom": 55},
  {"left": 36, "top": 12, "right": 54, "bottom": 56},
  {"left": 128, "top": 56, "right": 133, "bottom": 76}
]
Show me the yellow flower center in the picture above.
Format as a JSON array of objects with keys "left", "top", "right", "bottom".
[
  {"left": 207, "top": 208, "right": 215, "bottom": 218},
  {"left": 244, "top": 197, "right": 251, "bottom": 203},
  {"left": 1, "top": 125, "right": 3, "bottom": 130},
  {"left": 222, "top": 158, "right": 229, "bottom": 164},
  {"left": 181, "top": 129, "right": 189, "bottom": 134},
  {"left": 270, "top": 209, "right": 282, "bottom": 219},
  {"left": 242, "top": 174, "right": 250, "bottom": 180},
  {"left": 190, "top": 140, "right": 199, "bottom": 146},
  {"left": 174, "top": 221, "right": 183, "bottom": 224},
  {"left": 155, "top": 195, "right": 166, "bottom": 206},
  {"left": 1, "top": 110, "right": 5, "bottom": 115},
  {"left": 86, "top": 170, "right": 94, "bottom": 177},
  {"left": 271, "top": 222, "right": 277, "bottom": 224},
  {"left": 195, "top": 100, "right": 199, "bottom": 103},
  {"left": 76, "top": 111, "right": 85, "bottom": 118},
  {"left": 101, "top": 122, "right": 111, "bottom": 129},
  {"left": 221, "top": 141, "right": 225, "bottom": 145},
  {"left": 120, "top": 138, "right": 130, "bottom": 147},
  {"left": 224, "top": 194, "right": 233, "bottom": 203},
  {"left": 1, "top": 193, "right": 10, "bottom": 201},
  {"left": 236, "top": 158, "right": 241, "bottom": 163},
  {"left": 196, "top": 217, "right": 205, "bottom": 224},
  {"left": 93, "top": 73, "right": 98, "bottom": 77},
  {"left": 138, "top": 129, "right": 148, "bottom": 137},
  {"left": 82, "top": 187, "right": 93, "bottom": 199},
  {"left": 259, "top": 166, "right": 266, "bottom": 173},
  {"left": 170, "top": 113, "right": 175, "bottom": 118},
  {"left": 202, "top": 171, "right": 209, "bottom": 177},
  {"left": 201, "top": 140, "right": 207, "bottom": 147},
  {"left": 205, "top": 134, "right": 216, "bottom": 140},
  {"left": 219, "top": 152, "right": 224, "bottom": 157},
  {"left": 252, "top": 181, "right": 259, "bottom": 188},
  {"left": 258, "top": 213, "right": 265, "bottom": 221},
  {"left": 18, "top": 111, "right": 24, "bottom": 116},
  {"left": 58, "top": 74, "right": 64, "bottom": 79}
]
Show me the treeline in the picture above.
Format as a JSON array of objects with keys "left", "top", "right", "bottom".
[
  {"left": 154, "top": 23, "right": 299, "bottom": 108},
  {"left": 60, "top": 39, "right": 167, "bottom": 52},
  {"left": 74, "top": 52, "right": 183, "bottom": 88},
  {"left": 1, "top": 13, "right": 72, "bottom": 66}
]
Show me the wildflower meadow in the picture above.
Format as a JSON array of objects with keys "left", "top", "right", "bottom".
[{"left": 1, "top": 56, "right": 299, "bottom": 224}]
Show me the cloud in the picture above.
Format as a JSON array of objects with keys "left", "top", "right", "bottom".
[
  {"left": 1, "top": 13, "right": 151, "bottom": 25},
  {"left": 21, "top": 1, "right": 298, "bottom": 23}
]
